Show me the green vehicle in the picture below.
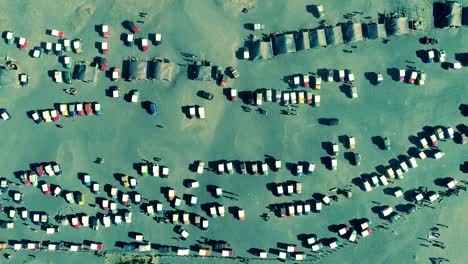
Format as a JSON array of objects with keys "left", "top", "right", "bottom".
[
  {"left": 63, "top": 71, "right": 72, "bottom": 84},
  {"left": 5, "top": 31, "right": 14, "bottom": 45},
  {"left": 62, "top": 39, "right": 72, "bottom": 52}
]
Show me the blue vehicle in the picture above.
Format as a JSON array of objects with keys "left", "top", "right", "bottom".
[
  {"left": 383, "top": 137, "right": 391, "bottom": 150},
  {"left": 148, "top": 102, "right": 158, "bottom": 115},
  {"left": 94, "top": 103, "right": 103, "bottom": 116},
  {"left": 68, "top": 104, "right": 76, "bottom": 117}
]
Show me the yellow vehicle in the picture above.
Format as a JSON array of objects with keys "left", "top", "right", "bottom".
[
  {"left": 315, "top": 76, "right": 321, "bottom": 89},
  {"left": 121, "top": 175, "right": 130, "bottom": 188},
  {"left": 75, "top": 192, "right": 85, "bottom": 205},
  {"left": 59, "top": 104, "right": 69, "bottom": 116}
]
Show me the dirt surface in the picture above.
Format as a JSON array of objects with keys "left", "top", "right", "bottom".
[{"left": 0, "top": 0, "right": 466, "bottom": 264}]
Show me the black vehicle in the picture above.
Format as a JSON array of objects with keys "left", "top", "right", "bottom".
[{"left": 197, "top": 90, "right": 213, "bottom": 100}]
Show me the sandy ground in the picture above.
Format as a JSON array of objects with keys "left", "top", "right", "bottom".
[{"left": 0, "top": 0, "right": 466, "bottom": 263}]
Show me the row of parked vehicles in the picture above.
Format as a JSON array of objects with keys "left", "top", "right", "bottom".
[
  {"left": 5, "top": 240, "right": 103, "bottom": 252},
  {"left": 290, "top": 70, "right": 355, "bottom": 88},
  {"left": 31, "top": 102, "right": 103, "bottom": 123},
  {"left": 273, "top": 195, "right": 333, "bottom": 218},
  {"left": 247, "top": 89, "right": 321, "bottom": 107}
]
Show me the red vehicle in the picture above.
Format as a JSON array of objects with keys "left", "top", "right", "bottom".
[
  {"left": 102, "top": 25, "right": 110, "bottom": 38},
  {"left": 230, "top": 88, "right": 237, "bottom": 101},
  {"left": 98, "top": 57, "right": 108, "bottom": 71},
  {"left": 41, "top": 183, "right": 51, "bottom": 195},
  {"left": 84, "top": 103, "right": 93, "bottom": 115},
  {"left": 141, "top": 38, "right": 149, "bottom": 52},
  {"left": 18, "top": 37, "right": 28, "bottom": 50},
  {"left": 50, "top": 110, "right": 60, "bottom": 122},
  {"left": 219, "top": 75, "right": 228, "bottom": 87},
  {"left": 100, "top": 42, "right": 108, "bottom": 54},
  {"left": 20, "top": 173, "right": 31, "bottom": 185},
  {"left": 36, "top": 165, "right": 45, "bottom": 177},
  {"left": 76, "top": 103, "right": 84, "bottom": 116},
  {"left": 128, "top": 21, "right": 139, "bottom": 33},
  {"left": 71, "top": 216, "right": 80, "bottom": 229}
]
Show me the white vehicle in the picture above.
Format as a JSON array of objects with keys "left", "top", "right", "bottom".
[
  {"left": 112, "top": 87, "right": 119, "bottom": 98},
  {"left": 386, "top": 167, "right": 395, "bottom": 179},
  {"left": 407, "top": 157, "right": 418, "bottom": 168},
  {"left": 346, "top": 70, "right": 355, "bottom": 81},
  {"left": 54, "top": 43, "right": 62, "bottom": 54},
  {"left": 1, "top": 110, "right": 11, "bottom": 120},
  {"left": 225, "top": 161, "right": 234, "bottom": 174},
  {"left": 31, "top": 111, "right": 41, "bottom": 123},
  {"left": 331, "top": 157, "right": 337, "bottom": 170},
  {"left": 306, "top": 163, "right": 315, "bottom": 174},
  {"left": 321, "top": 195, "right": 331, "bottom": 205},
  {"left": 218, "top": 205, "right": 225, "bottom": 217},
  {"left": 45, "top": 164, "right": 55, "bottom": 176},
  {"left": 332, "top": 143, "right": 339, "bottom": 155},
  {"left": 393, "top": 187, "right": 403, "bottom": 197},
  {"left": 188, "top": 180, "right": 200, "bottom": 188},
  {"left": 399, "top": 69, "right": 405, "bottom": 81},
  {"left": 419, "top": 137, "right": 429, "bottom": 149},
  {"left": 427, "top": 192, "right": 439, "bottom": 202},
  {"left": 276, "top": 184, "right": 284, "bottom": 195},
  {"left": 63, "top": 39, "right": 71, "bottom": 50},
  {"left": 177, "top": 248, "right": 190, "bottom": 256},
  {"left": 417, "top": 150, "right": 427, "bottom": 159},
  {"left": 54, "top": 70, "right": 63, "bottom": 83},
  {"left": 338, "top": 69, "right": 345, "bottom": 81},
  {"left": 290, "top": 91, "right": 297, "bottom": 104},
  {"left": 265, "top": 89, "right": 272, "bottom": 102},
  {"left": 45, "top": 42, "right": 53, "bottom": 53},
  {"left": 350, "top": 85, "right": 358, "bottom": 98},
  {"left": 81, "top": 215, "right": 89, "bottom": 227},
  {"left": 196, "top": 161, "right": 205, "bottom": 174},
  {"left": 379, "top": 175, "right": 388, "bottom": 186},
  {"left": 282, "top": 91, "right": 290, "bottom": 105},
  {"left": 218, "top": 162, "right": 225, "bottom": 174},
  {"left": 102, "top": 215, "right": 111, "bottom": 227},
  {"left": 197, "top": 106, "right": 205, "bottom": 119},
  {"left": 161, "top": 167, "right": 169, "bottom": 177},
  {"left": 286, "top": 184, "right": 294, "bottom": 195},
  {"left": 433, "top": 150, "right": 444, "bottom": 160},
  {"left": 261, "top": 162, "right": 268, "bottom": 175},
  {"left": 451, "top": 61, "right": 462, "bottom": 69},
  {"left": 395, "top": 168, "right": 403, "bottom": 179},
  {"left": 444, "top": 126, "right": 455, "bottom": 139},
  {"left": 274, "top": 160, "right": 282, "bottom": 171},
  {"left": 348, "top": 136, "right": 356, "bottom": 149},
  {"left": 399, "top": 161, "right": 409, "bottom": 173},
  {"left": 131, "top": 91, "right": 139, "bottom": 103},
  {"left": 293, "top": 75, "right": 300, "bottom": 87},
  {"left": 427, "top": 50, "right": 435, "bottom": 62},
  {"left": 242, "top": 47, "right": 249, "bottom": 59},
  {"left": 446, "top": 178, "right": 457, "bottom": 189},
  {"left": 255, "top": 91, "right": 263, "bottom": 106},
  {"left": 209, "top": 206, "right": 217, "bottom": 217},
  {"left": 32, "top": 48, "right": 42, "bottom": 58},
  {"left": 381, "top": 206, "right": 393, "bottom": 217},
  {"left": 314, "top": 94, "right": 320, "bottom": 107},
  {"left": 414, "top": 192, "right": 424, "bottom": 202},
  {"left": 363, "top": 180, "right": 372, "bottom": 192}
]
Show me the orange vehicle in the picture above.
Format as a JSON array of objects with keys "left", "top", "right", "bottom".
[{"left": 84, "top": 103, "right": 93, "bottom": 115}]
